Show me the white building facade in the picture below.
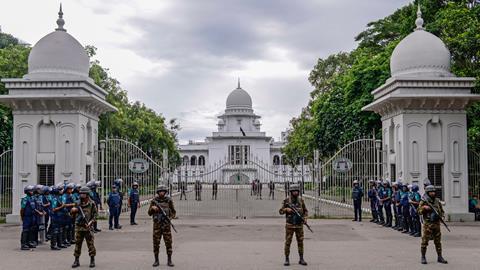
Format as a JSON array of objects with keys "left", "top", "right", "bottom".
[
  {"left": 363, "top": 7, "right": 480, "bottom": 221},
  {"left": 178, "top": 82, "right": 287, "bottom": 184},
  {"left": 0, "top": 7, "right": 116, "bottom": 222}
]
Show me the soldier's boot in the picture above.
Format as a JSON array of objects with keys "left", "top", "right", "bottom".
[
  {"left": 89, "top": 256, "right": 95, "bottom": 268},
  {"left": 421, "top": 247, "right": 427, "bottom": 264},
  {"left": 284, "top": 256, "right": 290, "bottom": 266},
  {"left": 436, "top": 249, "right": 448, "bottom": 264},
  {"left": 167, "top": 254, "right": 174, "bottom": 267},
  {"left": 50, "top": 233, "right": 60, "bottom": 250},
  {"left": 152, "top": 254, "right": 159, "bottom": 267},
  {"left": 21, "top": 231, "right": 30, "bottom": 250},
  {"left": 298, "top": 254, "right": 307, "bottom": 266},
  {"left": 72, "top": 257, "right": 80, "bottom": 268}
]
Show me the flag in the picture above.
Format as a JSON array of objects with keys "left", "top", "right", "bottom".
[{"left": 240, "top": 127, "right": 246, "bottom": 136}]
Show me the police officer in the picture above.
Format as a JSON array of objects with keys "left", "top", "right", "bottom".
[
  {"left": 107, "top": 185, "right": 122, "bottom": 230},
  {"left": 212, "top": 180, "right": 218, "bottom": 200},
  {"left": 395, "top": 182, "right": 404, "bottom": 231},
  {"left": 367, "top": 180, "right": 379, "bottom": 223},
  {"left": 71, "top": 186, "right": 97, "bottom": 268},
  {"left": 148, "top": 185, "right": 176, "bottom": 267},
  {"left": 409, "top": 184, "right": 421, "bottom": 237},
  {"left": 113, "top": 179, "right": 124, "bottom": 227},
  {"left": 269, "top": 180, "right": 275, "bottom": 200},
  {"left": 129, "top": 182, "right": 140, "bottom": 225},
  {"left": 180, "top": 180, "right": 187, "bottom": 200},
  {"left": 380, "top": 180, "right": 393, "bottom": 227},
  {"left": 391, "top": 182, "right": 400, "bottom": 229},
  {"left": 194, "top": 180, "right": 202, "bottom": 201},
  {"left": 62, "top": 183, "right": 77, "bottom": 246},
  {"left": 376, "top": 180, "right": 385, "bottom": 225},
  {"left": 20, "top": 185, "right": 36, "bottom": 250},
  {"left": 43, "top": 186, "right": 52, "bottom": 241},
  {"left": 418, "top": 185, "right": 447, "bottom": 264},
  {"left": 49, "top": 186, "right": 66, "bottom": 250},
  {"left": 400, "top": 184, "right": 412, "bottom": 234},
  {"left": 351, "top": 180, "right": 364, "bottom": 222},
  {"left": 279, "top": 183, "right": 308, "bottom": 266},
  {"left": 33, "top": 184, "right": 47, "bottom": 245}
]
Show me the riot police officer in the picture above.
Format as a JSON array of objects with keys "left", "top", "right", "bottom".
[
  {"left": 376, "top": 180, "right": 385, "bottom": 225},
  {"left": 351, "top": 180, "right": 364, "bottom": 222},
  {"left": 367, "top": 180, "right": 379, "bottom": 223},
  {"left": 107, "top": 185, "right": 122, "bottom": 230},
  {"left": 409, "top": 184, "right": 421, "bottom": 237},
  {"left": 129, "top": 181, "right": 140, "bottom": 225},
  {"left": 62, "top": 183, "right": 77, "bottom": 246},
  {"left": 20, "top": 185, "right": 36, "bottom": 250},
  {"left": 148, "top": 185, "right": 177, "bottom": 267},
  {"left": 49, "top": 186, "right": 66, "bottom": 250},
  {"left": 380, "top": 180, "right": 393, "bottom": 227},
  {"left": 113, "top": 179, "right": 124, "bottom": 227},
  {"left": 279, "top": 183, "right": 308, "bottom": 266}
]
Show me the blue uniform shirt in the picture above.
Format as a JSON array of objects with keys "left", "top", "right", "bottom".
[
  {"left": 129, "top": 188, "right": 140, "bottom": 204},
  {"left": 107, "top": 192, "right": 121, "bottom": 208}
]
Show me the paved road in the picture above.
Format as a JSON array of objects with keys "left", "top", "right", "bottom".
[{"left": 1, "top": 213, "right": 479, "bottom": 270}]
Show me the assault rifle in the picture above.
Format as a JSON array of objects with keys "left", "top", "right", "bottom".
[
  {"left": 286, "top": 203, "right": 313, "bottom": 233},
  {"left": 78, "top": 204, "right": 95, "bottom": 236},
  {"left": 423, "top": 200, "right": 451, "bottom": 232},
  {"left": 152, "top": 200, "right": 178, "bottom": 233}
]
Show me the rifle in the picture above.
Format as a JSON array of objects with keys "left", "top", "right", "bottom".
[
  {"left": 286, "top": 203, "right": 313, "bottom": 233},
  {"left": 152, "top": 200, "right": 178, "bottom": 233},
  {"left": 78, "top": 204, "right": 95, "bottom": 236},
  {"left": 423, "top": 199, "right": 451, "bottom": 232}
]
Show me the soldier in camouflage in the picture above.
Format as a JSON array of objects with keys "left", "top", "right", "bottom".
[
  {"left": 279, "top": 183, "right": 308, "bottom": 266},
  {"left": 71, "top": 186, "right": 97, "bottom": 268},
  {"left": 417, "top": 185, "right": 448, "bottom": 265},
  {"left": 148, "top": 185, "right": 177, "bottom": 267}
]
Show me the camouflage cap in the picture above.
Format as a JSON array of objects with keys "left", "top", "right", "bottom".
[
  {"left": 289, "top": 184, "right": 300, "bottom": 192},
  {"left": 425, "top": 185, "right": 435, "bottom": 192},
  {"left": 79, "top": 186, "right": 91, "bottom": 194},
  {"left": 156, "top": 185, "right": 168, "bottom": 193}
]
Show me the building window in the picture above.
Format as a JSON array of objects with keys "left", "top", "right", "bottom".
[
  {"left": 38, "top": 165, "right": 55, "bottom": 186},
  {"left": 228, "top": 145, "right": 250, "bottom": 165},
  {"left": 281, "top": 155, "right": 287, "bottom": 165},
  {"left": 86, "top": 165, "right": 91, "bottom": 182},
  {"left": 190, "top": 155, "right": 197, "bottom": 166},
  {"left": 390, "top": 164, "right": 396, "bottom": 181},
  {"left": 183, "top": 156, "right": 189, "bottom": 166},
  {"left": 273, "top": 155, "right": 280, "bottom": 165},
  {"left": 198, "top": 156, "right": 205, "bottom": 166},
  {"left": 428, "top": 163, "right": 443, "bottom": 200}
]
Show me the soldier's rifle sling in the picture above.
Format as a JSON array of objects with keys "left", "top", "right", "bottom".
[
  {"left": 424, "top": 200, "right": 451, "bottom": 232},
  {"left": 287, "top": 203, "right": 313, "bottom": 233},
  {"left": 153, "top": 200, "right": 178, "bottom": 233}
]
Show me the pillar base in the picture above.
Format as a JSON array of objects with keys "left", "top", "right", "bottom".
[
  {"left": 447, "top": 212, "right": 475, "bottom": 222},
  {"left": 6, "top": 214, "right": 21, "bottom": 224}
]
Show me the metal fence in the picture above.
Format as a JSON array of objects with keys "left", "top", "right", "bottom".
[
  {"left": 468, "top": 150, "right": 480, "bottom": 199},
  {"left": 0, "top": 149, "right": 13, "bottom": 217}
]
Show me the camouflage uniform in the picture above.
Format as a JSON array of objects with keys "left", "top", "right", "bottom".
[
  {"left": 148, "top": 195, "right": 177, "bottom": 257},
  {"left": 417, "top": 187, "right": 447, "bottom": 264},
  {"left": 279, "top": 195, "right": 308, "bottom": 258},
  {"left": 73, "top": 199, "right": 97, "bottom": 258}
]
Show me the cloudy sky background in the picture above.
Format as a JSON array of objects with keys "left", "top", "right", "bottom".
[{"left": 1, "top": 0, "right": 410, "bottom": 144}]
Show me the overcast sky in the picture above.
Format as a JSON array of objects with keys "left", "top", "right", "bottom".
[{"left": 0, "top": 0, "right": 410, "bottom": 144}]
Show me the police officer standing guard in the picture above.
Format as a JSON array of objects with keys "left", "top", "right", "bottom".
[
  {"left": 107, "top": 185, "right": 122, "bottom": 230},
  {"left": 418, "top": 185, "right": 448, "bottom": 265},
  {"left": 71, "top": 186, "right": 97, "bottom": 268},
  {"left": 351, "top": 180, "right": 364, "bottom": 222},
  {"left": 148, "top": 185, "right": 177, "bottom": 267},
  {"left": 279, "top": 184, "right": 308, "bottom": 266},
  {"left": 129, "top": 182, "right": 140, "bottom": 225}
]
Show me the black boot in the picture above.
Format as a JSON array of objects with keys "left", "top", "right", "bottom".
[
  {"left": 152, "top": 254, "right": 159, "bottom": 267},
  {"left": 167, "top": 254, "right": 174, "bottom": 267},
  {"left": 50, "top": 232, "right": 60, "bottom": 250},
  {"left": 21, "top": 231, "right": 30, "bottom": 250},
  {"left": 284, "top": 256, "right": 290, "bottom": 266},
  {"left": 298, "top": 254, "right": 307, "bottom": 266},
  {"left": 437, "top": 250, "right": 448, "bottom": 264},
  {"left": 89, "top": 256, "right": 95, "bottom": 268},
  {"left": 72, "top": 257, "right": 80, "bottom": 268},
  {"left": 421, "top": 247, "right": 427, "bottom": 264}
]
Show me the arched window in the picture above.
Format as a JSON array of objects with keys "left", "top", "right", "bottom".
[
  {"left": 183, "top": 156, "right": 189, "bottom": 166},
  {"left": 198, "top": 155, "right": 205, "bottom": 166},
  {"left": 281, "top": 155, "right": 287, "bottom": 165},
  {"left": 273, "top": 155, "right": 280, "bottom": 165},
  {"left": 190, "top": 155, "right": 197, "bottom": 166}
]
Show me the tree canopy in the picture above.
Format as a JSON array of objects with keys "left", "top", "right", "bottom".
[
  {"left": 284, "top": 0, "right": 480, "bottom": 162},
  {"left": 0, "top": 34, "right": 179, "bottom": 163}
]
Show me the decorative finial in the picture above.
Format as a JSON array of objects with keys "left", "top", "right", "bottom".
[
  {"left": 415, "top": 3, "right": 424, "bottom": 30},
  {"left": 56, "top": 3, "right": 66, "bottom": 31},
  {"left": 237, "top": 77, "right": 241, "bottom": 89}
]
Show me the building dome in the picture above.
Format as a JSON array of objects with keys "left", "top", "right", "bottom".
[
  {"left": 25, "top": 6, "right": 90, "bottom": 80},
  {"left": 390, "top": 6, "right": 452, "bottom": 78},
  {"left": 217, "top": 119, "right": 225, "bottom": 125},
  {"left": 226, "top": 81, "right": 252, "bottom": 109}
]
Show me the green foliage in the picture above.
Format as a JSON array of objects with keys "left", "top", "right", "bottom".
[{"left": 285, "top": 0, "right": 480, "bottom": 160}]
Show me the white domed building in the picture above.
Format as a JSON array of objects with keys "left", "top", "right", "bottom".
[
  {"left": 363, "top": 5, "right": 480, "bottom": 221},
  {"left": 178, "top": 81, "right": 286, "bottom": 184},
  {"left": 0, "top": 6, "right": 116, "bottom": 222}
]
